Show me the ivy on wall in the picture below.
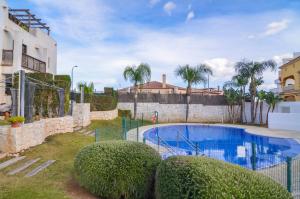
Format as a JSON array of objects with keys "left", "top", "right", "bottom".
[
  {"left": 75, "top": 87, "right": 118, "bottom": 111},
  {"left": 13, "top": 73, "right": 71, "bottom": 118}
]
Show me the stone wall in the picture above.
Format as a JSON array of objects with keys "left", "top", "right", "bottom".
[
  {"left": 118, "top": 102, "right": 234, "bottom": 123},
  {"left": 73, "top": 103, "right": 91, "bottom": 127},
  {"left": 90, "top": 109, "right": 118, "bottom": 120},
  {"left": 0, "top": 116, "right": 73, "bottom": 153}
]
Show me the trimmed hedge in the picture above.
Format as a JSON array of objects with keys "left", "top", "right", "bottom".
[
  {"left": 74, "top": 141, "right": 161, "bottom": 199},
  {"left": 118, "top": 109, "right": 132, "bottom": 118},
  {"left": 155, "top": 156, "right": 292, "bottom": 199}
]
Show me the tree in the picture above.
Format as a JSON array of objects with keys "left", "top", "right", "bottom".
[
  {"left": 175, "top": 64, "right": 213, "bottom": 122},
  {"left": 235, "top": 60, "right": 276, "bottom": 124},
  {"left": 265, "top": 92, "right": 281, "bottom": 126},
  {"left": 257, "top": 90, "right": 266, "bottom": 126},
  {"left": 77, "top": 82, "right": 95, "bottom": 103},
  {"left": 223, "top": 74, "right": 248, "bottom": 123},
  {"left": 123, "top": 63, "right": 151, "bottom": 119},
  {"left": 223, "top": 87, "right": 241, "bottom": 123}
]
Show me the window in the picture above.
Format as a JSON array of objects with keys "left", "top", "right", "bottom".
[
  {"left": 4, "top": 74, "right": 12, "bottom": 95},
  {"left": 22, "top": 44, "right": 27, "bottom": 54}
]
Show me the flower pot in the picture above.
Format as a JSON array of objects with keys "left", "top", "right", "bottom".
[{"left": 11, "top": 122, "right": 22, "bottom": 128}]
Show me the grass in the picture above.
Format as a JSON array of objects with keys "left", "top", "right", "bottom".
[
  {"left": 0, "top": 120, "right": 9, "bottom": 126},
  {"left": 0, "top": 117, "right": 149, "bottom": 199}
]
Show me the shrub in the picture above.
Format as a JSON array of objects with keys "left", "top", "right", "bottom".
[
  {"left": 118, "top": 109, "right": 131, "bottom": 118},
  {"left": 8, "top": 116, "right": 25, "bottom": 124},
  {"left": 74, "top": 141, "right": 161, "bottom": 199},
  {"left": 155, "top": 156, "right": 292, "bottom": 199}
]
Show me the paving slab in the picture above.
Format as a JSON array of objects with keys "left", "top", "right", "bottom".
[
  {"left": 8, "top": 158, "right": 41, "bottom": 175},
  {"left": 25, "top": 160, "right": 56, "bottom": 177},
  {"left": 0, "top": 156, "right": 26, "bottom": 170}
]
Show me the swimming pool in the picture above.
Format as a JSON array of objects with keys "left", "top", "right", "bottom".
[{"left": 143, "top": 125, "right": 300, "bottom": 170}]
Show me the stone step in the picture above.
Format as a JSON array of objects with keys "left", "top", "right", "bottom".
[
  {"left": 25, "top": 160, "right": 56, "bottom": 177},
  {"left": 8, "top": 158, "right": 41, "bottom": 175},
  {"left": 0, "top": 156, "right": 26, "bottom": 170}
]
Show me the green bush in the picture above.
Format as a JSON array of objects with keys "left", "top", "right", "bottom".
[
  {"left": 155, "top": 156, "right": 292, "bottom": 199},
  {"left": 8, "top": 116, "right": 25, "bottom": 124},
  {"left": 74, "top": 141, "right": 161, "bottom": 199},
  {"left": 118, "top": 109, "right": 132, "bottom": 118}
]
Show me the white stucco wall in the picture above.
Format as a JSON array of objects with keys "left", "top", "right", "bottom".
[
  {"left": 269, "top": 113, "right": 300, "bottom": 132},
  {"left": 118, "top": 102, "right": 236, "bottom": 123},
  {"left": 0, "top": 0, "right": 57, "bottom": 104}
]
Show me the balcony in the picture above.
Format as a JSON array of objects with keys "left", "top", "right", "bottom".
[
  {"left": 22, "top": 54, "right": 46, "bottom": 73},
  {"left": 282, "top": 85, "right": 295, "bottom": 92},
  {"left": 1, "top": 50, "right": 14, "bottom": 66}
]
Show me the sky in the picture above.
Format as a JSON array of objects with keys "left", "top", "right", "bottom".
[{"left": 7, "top": 0, "right": 300, "bottom": 91}]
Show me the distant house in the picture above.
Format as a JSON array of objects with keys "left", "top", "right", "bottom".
[
  {"left": 118, "top": 74, "right": 223, "bottom": 96},
  {"left": 0, "top": 0, "right": 57, "bottom": 105},
  {"left": 273, "top": 52, "right": 300, "bottom": 101}
]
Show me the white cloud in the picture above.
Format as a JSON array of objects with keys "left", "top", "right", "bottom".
[
  {"left": 28, "top": 0, "right": 300, "bottom": 91},
  {"left": 164, "top": 1, "right": 176, "bottom": 16},
  {"left": 149, "top": 0, "right": 160, "bottom": 6},
  {"left": 186, "top": 11, "right": 195, "bottom": 22},
  {"left": 263, "top": 19, "right": 290, "bottom": 36}
]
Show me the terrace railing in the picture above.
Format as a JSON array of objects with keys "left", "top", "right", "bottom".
[
  {"left": 22, "top": 54, "right": 46, "bottom": 73},
  {"left": 2, "top": 50, "right": 13, "bottom": 66}
]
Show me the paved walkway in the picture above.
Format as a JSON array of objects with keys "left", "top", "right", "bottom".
[
  {"left": 0, "top": 156, "right": 55, "bottom": 177},
  {"left": 127, "top": 123, "right": 300, "bottom": 143}
]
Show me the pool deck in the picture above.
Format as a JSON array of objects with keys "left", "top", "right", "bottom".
[{"left": 126, "top": 123, "right": 300, "bottom": 143}]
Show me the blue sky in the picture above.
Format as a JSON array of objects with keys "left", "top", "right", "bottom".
[{"left": 7, "top": 0, "right": 300, "bottom": 91}]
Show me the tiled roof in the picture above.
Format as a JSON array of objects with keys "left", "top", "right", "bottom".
[{"left": 119, "top": 81, "right": 185, "bottom": 91}]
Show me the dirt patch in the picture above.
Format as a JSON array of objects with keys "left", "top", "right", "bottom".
[{"left": 67, "top": 178, "right": 99, "bottom": 199}]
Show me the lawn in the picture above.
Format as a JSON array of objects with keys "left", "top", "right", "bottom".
[
  {"left": 0, "top": 120, "right": 9, "bottom": 126},
  {"left": 0, "top": 117, "right": 148, "bottom": 199}
]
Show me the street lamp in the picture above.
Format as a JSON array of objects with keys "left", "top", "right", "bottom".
[{"left": 71, "top": 65, "right": 78, "bottom": 115}]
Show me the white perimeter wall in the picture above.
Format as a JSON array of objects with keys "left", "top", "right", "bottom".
[
  {"left": 118, "top": 103, "right": 238, "bottom": 123},
  {"left": 269, "top": 113, "right": 300, "bottom": 132}
]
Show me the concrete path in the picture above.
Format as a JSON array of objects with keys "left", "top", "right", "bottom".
[
  {"left": 25, "top": 160, "right": 56, "bottom": 177},
  {"left": 8, "top": 158, "right": 41, "bottom": 175},
  {"left": 0, "top": 156, "right": 26, "bottom": 170}
]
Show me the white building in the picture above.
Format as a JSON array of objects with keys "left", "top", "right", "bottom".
[{"left": 0, "top": 0, "right": 57, "bottom": 105}]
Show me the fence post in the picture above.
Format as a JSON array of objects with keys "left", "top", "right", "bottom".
[
  {"left": 18, "top": 70, "right": 25, "bottom": 117},
  {"left": 157, "top": 136, "right": 160, "bottom": 153},
  {"left": 251, "top": 143, "right": 257, "bottom": 171},
  {"left": 95, "top": 128, "right": 100, "bottom": 142},
  {"left": 142, "top": 113, "right": 144, "bottom": 126},
  {"left": 156, "top": 111, "right": 159, "bottom": 124},
  {"left": 287, "top": 157, "right": 292, "bottom": 193},
  {"left": 143, "top": 137, "right": 146, "bottom": 144},
  {"left": 129, "top": 116, "right": 132, "bottom": 129},
  {"left": 136, "top": 120, "right": 139, "bottom": 142},
  {"left": 122, "top": 116, "right": 127, "bottom": 140},
  {"left": 176, "top": 132, "right": 179, "bottom": 148}
]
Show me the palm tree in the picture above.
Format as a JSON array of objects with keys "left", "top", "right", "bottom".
[
  {"left": 123, "top": 63, "right": 151, "bottom": 119},
  {"left": 265, "top": 92, "right": 281, "bottom": 126},
  {"left": 223, "top": 74, "right": 248, "bottom": 123},
  {"left": 223, "top": 87, "right": 241, "bottom": 123},
  {"left": 257, "top": 90, "right": 266, "bottom": 126},
  {"left": 175, "top": 64, "right": 213, "bottom": 122},
  {"left": 235, "top": 60, "right": 276, "bottom": 124},
  {"left": 77, "top": 82, "right": 95, "bottom": 102}
]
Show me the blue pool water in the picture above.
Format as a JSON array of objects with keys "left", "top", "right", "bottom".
[{"left": 144, "top": 125, "right": 300, "bottom": 170}]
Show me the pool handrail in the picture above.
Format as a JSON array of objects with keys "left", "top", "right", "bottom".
[{"left": 176, "top": 130, "right": 197, "bottom": 151}]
